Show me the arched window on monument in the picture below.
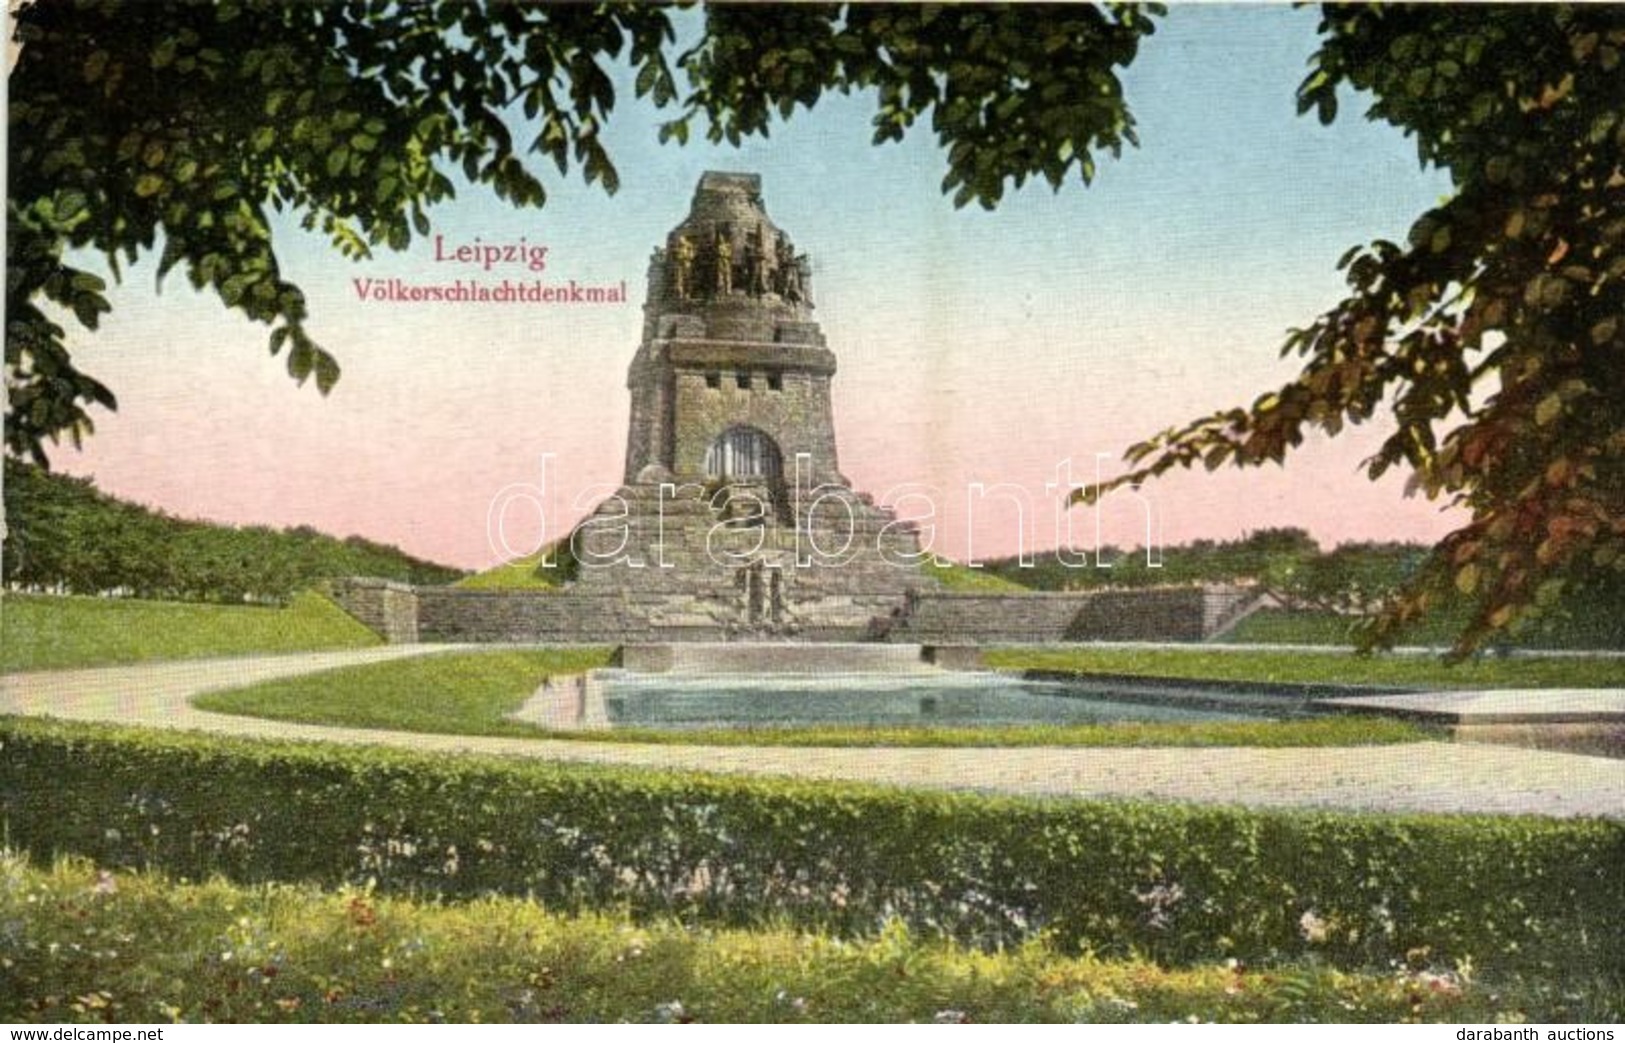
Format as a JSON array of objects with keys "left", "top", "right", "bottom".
[{"left": 704, "top": 425, "right": 783, "bottom": 481}]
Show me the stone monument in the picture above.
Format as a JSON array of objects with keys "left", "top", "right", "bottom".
[
  {"left": 329, "top": 172, "right": 1259, "bottom": 645},
  {"left": 567, "top": 171, "right": 934, "bottom": 638}
]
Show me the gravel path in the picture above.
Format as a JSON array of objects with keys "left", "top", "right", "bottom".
[{"left": 4, "top": 646, "right": 1622, "bottom": 819}]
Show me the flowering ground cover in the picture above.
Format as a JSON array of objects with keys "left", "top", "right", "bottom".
[
  {"left": 5, "top": 718, "right": 1618, "bottom": 974},
  {"left": 3, "top": 853, "right": 1611, "bottom": 1024}
]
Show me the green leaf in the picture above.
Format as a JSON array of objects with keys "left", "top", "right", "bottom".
[
  {"left": 659, "top": 117, "right": 689, "bottom": 146},
  {"left": 134, "top": 174, "right": 165, "bottom": 198},
  {"left": 313, "top": 348, "right": 340, "bottom": 395},
  {"left": 287, "top": 336, "right": 314, "bottom": 384},
  {"left": 635, "top": 61, "right": 658, "bottom": 98},
  {"left": 70, "top": 294, "right": 107, "bottom": 330},
  {"left": 1534, "top": 393, "right": 1563, "bottom": 427},
  {"left": 220, "top": 273, "right": 253, "bottom": 307},
  {"left": 1315, "top": 91, "right": 1336, "bottom": 125}
]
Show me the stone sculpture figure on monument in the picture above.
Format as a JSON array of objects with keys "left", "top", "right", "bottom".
[
  {"left": 746, "top": 223, "right": 773, "bottom": 296},
  {"left": 776, "top": 234, "right": 803, "bottom": 303},
  {"left": 795, "top": 255, "right": 812, "bottom": 307},
  {"left": 712, "top": 228, "right": 733, "bottom": 296},
  {"left": 670, "top": 233, "right": 695, "bottom": 300},
  {"left": 741, "top": 239, "right": 761, "bottom": 298}
]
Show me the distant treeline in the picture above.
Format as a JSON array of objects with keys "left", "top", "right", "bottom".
[
  {"left": 3, "top": 459, "right": 467, "bottom": 602},
  {"left": 978, "top": 527, "right": 1421, "bottom": 606},
  {"left": 978, "top": 526, "right": 1624, "bottom": 649}
]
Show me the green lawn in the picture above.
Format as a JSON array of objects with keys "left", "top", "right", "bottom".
[
  {"left": 195, "top": 647, "right": 611, "bottom": 736},
  {"left": 921, "top": 556, "right": 1032, "bottom": 592},
  {"left": 5, "top": 853, "right": 1605, "bottom": 1024},
  {"left": 1221, "top": 608, "right": 1373, "bottom": 646},
  {"left": 1, "top": 591, "right": 381, "bottom": 672},
  {"left": 195, "top": 648, "right": 1432, "bottom": 747},
  {"left": 985, "top": 645, "right": 1625, "bottom": 689}
]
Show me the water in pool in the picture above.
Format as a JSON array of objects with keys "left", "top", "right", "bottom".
[{"left": 528, "top": 669, "right": 1303, "bottom": 731}]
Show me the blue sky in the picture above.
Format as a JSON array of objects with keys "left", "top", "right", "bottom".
[{"left": 54, "top": 5, "right": 1464, "bottom": 568}]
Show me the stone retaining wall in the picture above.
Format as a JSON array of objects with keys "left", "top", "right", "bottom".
[
  {"left": 326, "top": 577, "right": 419, "bottom": 644},
  {"left": 895, "top": 587, "right": 1240, "bottom": 644},
  {"left": 416, "top": 588, "right": 637, "bottom": 643},
  {"left": 329, "top": 577, "right": 1257, "bottom": 646}
]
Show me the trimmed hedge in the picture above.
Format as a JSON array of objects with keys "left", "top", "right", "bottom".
[{"left": 2, "top": 717, "right": 1621, "bottom": 981}]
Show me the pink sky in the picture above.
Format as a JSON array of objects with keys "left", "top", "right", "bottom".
[
  {"left": 47, "top": 257, "right": 1464, "bottom": 572},
  {"left": 34, "top": 7, "right": 1470, "bottom": 571}
]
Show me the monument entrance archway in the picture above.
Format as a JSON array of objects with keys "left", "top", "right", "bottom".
[{"left": 704, "top": 425, "right": 783, "bottom": 482}]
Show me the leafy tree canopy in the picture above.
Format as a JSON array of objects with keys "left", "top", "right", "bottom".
[
  {"left": 1085, "top": 5, "right": 1625, "bottom": 653},
  {"left": 3, "top": 458, "right": 466, "bottom": 600},
  {"left": 6, "top": 0, "right": 1153, "bottom": 459},
  {"left": 9, "top": 2, "right": 1621, "bottom": 652}
]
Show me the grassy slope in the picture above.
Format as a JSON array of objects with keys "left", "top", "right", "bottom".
[
  {"left": 452, "top": 547, "right": 564, "bottom": 590},
  {"left": 922, "top": 556, "right": 1031, "bottom": 592},
  {"left": 985, "top": 646, "right": 1625, "bottom": 689},
  {"left": 1, "top": 591, "right": 380, "bottom": 672},
  {"left": 194, "top": 648, "right": 1431, "bottom": 747},
  {"left": 9, "top": 853, "right": 1584, "bottom": 1024},
  {"left": 1222, "top": 609, "right": 1372, "bottom": 646}
]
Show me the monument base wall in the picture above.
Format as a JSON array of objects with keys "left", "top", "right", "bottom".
[
  {"left": 328, "top": 578, "right": 1259, "bottom": 646},
  {"left": 326, "top": 577, "right": 419, "bottom": 644},
  {"left": 896, "top": 587, "right": 1255, "bottom": 644}
]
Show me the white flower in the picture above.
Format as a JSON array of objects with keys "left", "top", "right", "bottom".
[{"left": 1135, "top": 881, "right": 1186, "bottom": 930}]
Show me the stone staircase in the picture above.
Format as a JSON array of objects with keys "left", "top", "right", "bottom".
[
  {"left": 565, "top": 478, "right": 932, "bottom": 638},
  {"left": 1201, "top": 586, "right": 1273, "bottom": 642}
]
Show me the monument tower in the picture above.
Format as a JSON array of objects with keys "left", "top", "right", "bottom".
[
  {"left": 569, "top": 171, "right": 933, "bottom": 638},
  {"left": 327, "top": 171, "right": 1256, "bottom": 646}
]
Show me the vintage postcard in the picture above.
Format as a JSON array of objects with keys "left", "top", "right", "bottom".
[{"left": 4, "top": 1, "right": 1621, "bottom": 1029}]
